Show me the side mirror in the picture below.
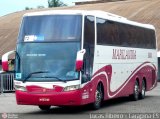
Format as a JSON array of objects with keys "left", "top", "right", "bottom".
[
  {"left": 76, "top": 49, "right": 86, "bottom": 71},
  {"left": 2, "top": 50, "right": 15, "bottom": 72}
]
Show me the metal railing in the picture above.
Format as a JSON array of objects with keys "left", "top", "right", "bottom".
[{"left": 0, "top": 72, "right": 15, "bottom": 94}]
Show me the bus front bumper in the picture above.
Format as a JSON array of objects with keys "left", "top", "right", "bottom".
[{"left": 15, "top": 90, "right": 82, "bottom": 106}]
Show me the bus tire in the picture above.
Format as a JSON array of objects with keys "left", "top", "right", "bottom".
[
  {"left": 92, "top": 84, "right": 103, "bottom": 110},
  {"left": 38, "top": 105, "right": 51, "bottom": 110},
  {"left": 139, "top": 80, "right": 146, "bottom": 99},
  {"left": 130, "top": 80, "right": 139, "bottom": 101}
]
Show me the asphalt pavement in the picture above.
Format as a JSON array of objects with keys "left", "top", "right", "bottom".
[{"left": 0, "top": 83, "right": 160, "bottom": 119}]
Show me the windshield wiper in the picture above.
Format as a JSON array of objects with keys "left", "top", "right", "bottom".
[
  {"left": 42, "top": 76, "right": 67, "bottom": 83},
  {"left": 23, "top": 71, "right": 49, "bottom": 83}
]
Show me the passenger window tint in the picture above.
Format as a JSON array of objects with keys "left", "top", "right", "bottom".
[
  {"left": 96, "top": 17, "right": 156, "bottom": 49},
  {"left": 83, "top": 16, "right": 95, "bottom": 83},
  {"left": 97, "top": 18, "right": 120, "bottom": 45}
]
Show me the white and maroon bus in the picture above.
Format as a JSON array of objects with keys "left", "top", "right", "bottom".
[{"left": 2, "top": 10, "right": 157, "bottom": 110}]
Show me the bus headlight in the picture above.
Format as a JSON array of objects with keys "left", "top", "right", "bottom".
[
  {"left": 64, "top": 85, "right": 80, "bottom": 91},
  {"left": 14, "top": 85, "right": 26, "bottom": 92}
]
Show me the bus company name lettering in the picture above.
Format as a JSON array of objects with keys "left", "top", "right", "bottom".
[{"left": 112, "top": 49, "right": 136, "bottom": 60}]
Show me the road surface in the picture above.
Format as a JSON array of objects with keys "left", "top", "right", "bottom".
[{"left": 0, "top": 83, "right": 160, "bottom": 119}]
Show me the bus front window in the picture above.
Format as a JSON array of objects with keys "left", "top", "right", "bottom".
[
  {"left": 18, "top": 15, "right": 82, "bottom": 42},
  {"left": 16, "top": 15, "right": 82, "bottom": 82}
]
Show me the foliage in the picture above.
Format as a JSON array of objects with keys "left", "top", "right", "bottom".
[
  {"left": 25, "top": 7, "right": 33, "bottom": 10},
  {"left": 48, "top": 0, "right": 67, "bottom": 7},
  {"left": 37, "top": 5, "right": 45, "bottom": 9}
]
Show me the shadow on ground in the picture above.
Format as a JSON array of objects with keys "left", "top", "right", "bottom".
[{"left": 24, "top": 95, "right": 154, "bottom": 115}]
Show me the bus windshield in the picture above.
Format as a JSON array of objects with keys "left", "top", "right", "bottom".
[
  {"left": 18, "top": 15, "right": 82, "bottom": 42},
  {"left": 15, "top": 14, "right": 82, "bottom": 82},
  {"left": 16, "top": 42, "right": 80, "bottom": 82}
]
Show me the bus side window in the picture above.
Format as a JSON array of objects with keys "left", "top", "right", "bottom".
[{"left": 82, "top": 15, "right": 95, "bottom": 83}]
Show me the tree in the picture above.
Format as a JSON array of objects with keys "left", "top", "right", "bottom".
[
  {"left": 25, "top": 7, "right": 30, "bottom": 10},
  {"left": 25, "top": 7, "right": 33, "bottom": 10},
  {"left": 37, "top": 5, "right": 45, "bottom": 9},
  {"left": 48, "top": 0, "right": 67, "bottom": 7}
]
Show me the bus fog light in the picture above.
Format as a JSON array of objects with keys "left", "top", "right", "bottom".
[
  {"left": 14, "top": 85, "right": 26, "bottom": 92},
  {"left": 64, "top": 85, "right": 80, "bottom": 91}
]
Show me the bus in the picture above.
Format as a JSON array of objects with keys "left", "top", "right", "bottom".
[{"left": 2, "top": 10, "right": 157, "bottom": 110}]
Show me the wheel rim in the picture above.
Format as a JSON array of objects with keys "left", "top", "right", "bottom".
[
  {"left": 95, "top": 88, "right": 102, "bottom": 107},
  {"left": 142, "top": 81, "right": 145, "bottom": 96},
  {"left": 134, "top": 82, "right": 139, "bottom": 99}
]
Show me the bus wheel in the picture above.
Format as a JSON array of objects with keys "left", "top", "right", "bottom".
[
  {"left": 139, "top": 80, "right": 146, "bottom": 99},
  {"left": 130, "top": 80, "right": 139, "bottom": 101},
  {"left": 92, "top": 84, "right": 103, "bottom": 110},
  {"left": 38, "top": 105, "right": 51, "bottom": 110}
]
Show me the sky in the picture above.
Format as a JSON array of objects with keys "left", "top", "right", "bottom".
[{"left": 0, "top": 0, "right": 79, "bottom": 16}]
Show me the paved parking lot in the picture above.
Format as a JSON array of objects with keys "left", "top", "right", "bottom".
[{"left": 0, "top": 83, "right": 160, "bottom": 119}]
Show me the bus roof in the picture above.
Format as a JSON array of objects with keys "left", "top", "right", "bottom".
[{"left": 24, "top": 10, "right": 155, "bottom": 30}]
